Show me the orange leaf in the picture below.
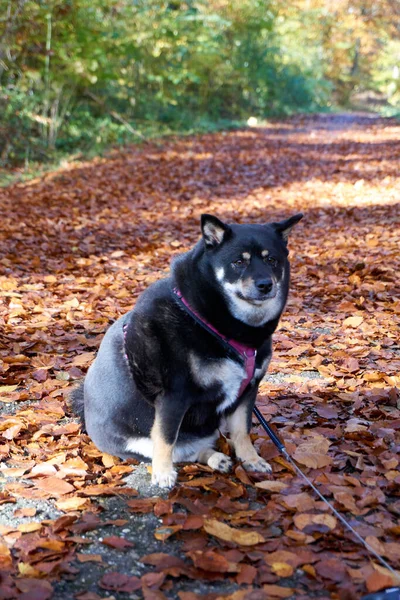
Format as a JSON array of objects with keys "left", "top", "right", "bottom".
[{"left": 34, "top": 477, "right": 75, "bottom": 497}]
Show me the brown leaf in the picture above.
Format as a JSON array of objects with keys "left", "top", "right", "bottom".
[
  {"left": 154, "top": 499, "right": 173, "bottom": 517},
  {"left": 102, "top": 536, "right": 135, "bottom": 550},
  {"left": 189, "top": 550, "right": 231, "bottom": 573},
  {"left": 126, "top": 498, "right": 159, "bottom": 513},
  {"left": 154, "top": 525, "right": 182, "bottom": 541},
  {"left": 366, "top": 570, "right": 394, "bottom": 593},
  {"left": 141, "top": 572, "right": 166, "bottom": 589},
  {"left": 236, "top": 564, "right": 257, "bottom": 585},
  {"left": 315, "top": 558, "right": 347, "bottom": 582},
  {"left": 99, "top": 572, "right": 141, "bottom": 593},
  {"left": 142, "top": 587, "right": 168, "bottom": 600},
  {"left": 182, "top": 515, "right": 204, "bottom": 530},
  {"left": 314, "top": 404, "right": 338, "bottom": 419},
  {"left": 14, "top": 507, "right": 37, "bottom": 518},
  {"left": 76, "top": 553, "right": 103, "bottom": 563},
  {"left": 15, "top": 579, "right": 53, "bottom": 600},
  {"left": 292, "top": 436, "right": 332, "bottom": 469},
  {"left": 75, "top": 592, "right": 106, "bottom": 600},
  {"left": 261, "top": 584, "right": 294, "bottom": 598}
]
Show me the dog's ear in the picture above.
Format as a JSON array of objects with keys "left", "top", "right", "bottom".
[
  {"left": 272, "top": 213, "right": 303, "bottom": 242},
  {"left": 201, "top": 214, "right": 231, "bottom": 248}
]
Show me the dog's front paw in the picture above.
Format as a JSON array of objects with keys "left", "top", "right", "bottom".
[
  {"left": 207, "top": 452, "right": 233, "bottom": 473},
  {"left": 151, "top": 468, "right": 177, "bottom": 488},
  {"left": 242, "top": 458, "right": 272, "bottom": 474}
]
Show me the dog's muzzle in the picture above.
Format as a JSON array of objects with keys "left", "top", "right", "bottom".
[{"left": 239, "top": 278, "right": 277, "bottom": 304}]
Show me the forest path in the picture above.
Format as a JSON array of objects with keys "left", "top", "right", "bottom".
[{"left": 0, "top": 113, "right": 399, "bottom": 600}]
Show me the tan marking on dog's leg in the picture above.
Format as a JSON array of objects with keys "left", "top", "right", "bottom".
[
  {"left": 226, "top": 403, "right": 272, "bottom": 473},
  {"left": 150, "top": 412, "right": 177, "bottom": 488}
]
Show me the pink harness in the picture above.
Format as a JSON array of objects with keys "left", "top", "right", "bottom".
[{"left": 173, "top": 288, "right": 257, "bottom": 397}]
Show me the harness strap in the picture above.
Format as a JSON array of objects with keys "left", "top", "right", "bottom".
[{"left": 173, "top": 288, "right": 256, "bottom": 397}]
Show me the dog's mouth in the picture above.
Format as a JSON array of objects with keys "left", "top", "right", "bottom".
[{"left": 237, "top": 290, "right": 277, "bottom": 305}]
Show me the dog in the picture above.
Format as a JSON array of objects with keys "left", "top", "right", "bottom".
[{"left": 70, "top": 213, "right": 302, "bottom": 487}]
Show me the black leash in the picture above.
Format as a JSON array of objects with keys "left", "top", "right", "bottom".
[{"left": 252, "top": 405, "right": 400, "bottom": 587}]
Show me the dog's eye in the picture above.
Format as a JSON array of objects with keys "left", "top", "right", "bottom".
[
  {"left": 232, "top": 258, "right": 246, "bottom": 268},
  {"left": 264, "top": 256, "right": 278, "bottom": 267}
]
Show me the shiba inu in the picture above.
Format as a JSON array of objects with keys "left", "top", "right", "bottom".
[{"left": 70, "top": 213, "right": 302, "bottom": 487}]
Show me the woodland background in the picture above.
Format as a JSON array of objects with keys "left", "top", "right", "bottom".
[{"left": 1, "top": 0, "right": 400, "bottom": 179}]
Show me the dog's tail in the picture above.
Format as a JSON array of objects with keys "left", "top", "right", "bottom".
[{"left": 69, "top": 382, "right": 86, "bottom": 431}]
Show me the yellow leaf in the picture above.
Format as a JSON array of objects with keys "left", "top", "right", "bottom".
[
  {"left": 343, "top": 316, "right": 363, "bottom": 328},
  {"left": 18, "top": 563, "right": 41, "bottom": 577},
  {"left": 102, "top": 453, "right": 115, "bottom": 468},
  {"left": 72, "top": 352, "right": 96, "bottom": 367},
  {"left": 271, "top": 562, "right": 294, "bottom": 577},
  {"left": 154, "top": 525, "right": 182, "bottom": 541},
  {"left": 17, "top": 522, "right": 42, "bottom": 533},
  {"left": 55, "top": 496, "right": 89, "bottom": 512},
  {"left": 0, "top": 542, "right": 12, "bottom": 569},
  {"left": 0, "top": 385, "right": 18, "bottom": 395},
  {"left": 302, "top": 564, "right": 317, "bottom": 578},
  {"left": 293, "top": 513, "right": 337, "bottom": 531},
  {"left": 204, "top": 519, "right": 265, "bottom": 546},
  {"left": 255, "top": 481, "right": 288, "bottom": 492}
]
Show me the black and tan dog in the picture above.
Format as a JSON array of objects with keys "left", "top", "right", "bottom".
[{"left": 71, "top": 213, "right": 302, "bottom": 487}]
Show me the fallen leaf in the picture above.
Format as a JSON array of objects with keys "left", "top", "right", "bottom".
[
  {"left": 293, "top": 513, "right": 337, "bottom": 531},
  {"left": 77, "top": 553, "right": 103, "bottom": 563},
  {"left": 102, "top": 536, "right": 135, "bottom": 550},
  {"left": 293, "top": 437, "right": 332, "bottom": 469},
  {"left": 343, "top": 316, "right": 364, "bottom": 328},
  {"left": 366, "top": 570, "right": 394, "bottom": 593},
  {"left": 262, "top": 584, "right": 294, "bottom": 598},
  {"left": 203, "top": 519, "right": 265, "bottom": 546},
  {"left": 99, "top": 572, "right": 141, "bottom": 592},
  {"left": 34, "top": 477, "right": 75, "bottom": 496},
  {"left": 255, "top": 481, "right": 288, "bottom": 492},
  {"left": 188, "top": 550, "right": 232, "bottom": 572}
]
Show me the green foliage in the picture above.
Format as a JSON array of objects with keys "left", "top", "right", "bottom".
[
  {"left": 371, "top": 39, "right": 400, "bottom": 108},
  {"left": 0, "top": 0, "right": 397, "bottom": 168}
]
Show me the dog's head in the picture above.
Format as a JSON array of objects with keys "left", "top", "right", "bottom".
[{"left": 200, "top": 213, "right": 303, "bottom": 327}]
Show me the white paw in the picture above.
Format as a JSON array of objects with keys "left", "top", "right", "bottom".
[
  {"left": 242, "top": 458, "right": 272, "bottom": 473},
  {"left": 151, "top": 468, "right": 177, "bottom": 488},
  {"left": 207, "top": 452, "right": 233, "bottom": 473}
]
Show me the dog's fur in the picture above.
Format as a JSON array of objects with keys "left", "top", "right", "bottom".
[{"left": 70, "top": 213, "right": 302, "bottom": 487}]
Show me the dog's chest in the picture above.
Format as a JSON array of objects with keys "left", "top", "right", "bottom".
[{"left": 189, "top": 352, "right": 245, "bottom": 412}]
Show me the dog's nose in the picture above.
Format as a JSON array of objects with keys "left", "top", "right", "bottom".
[{"left": 256, "top": 279, "right": 273, "bottom": 294}]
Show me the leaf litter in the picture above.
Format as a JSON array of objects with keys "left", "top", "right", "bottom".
[{"left": 0, "top": 113, "right": 399, "bottom": 598}]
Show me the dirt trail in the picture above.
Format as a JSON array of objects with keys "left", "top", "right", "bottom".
[{"left": 0, "top": 113, "right": 399, "bottom": 600}]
